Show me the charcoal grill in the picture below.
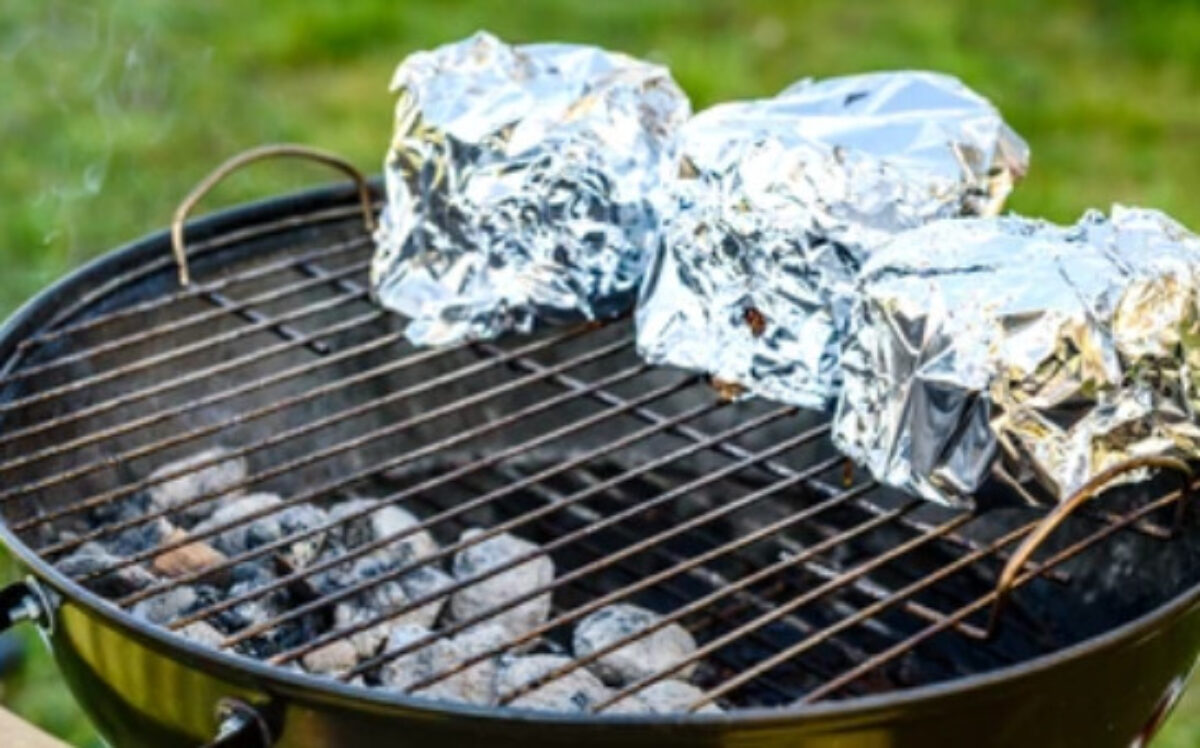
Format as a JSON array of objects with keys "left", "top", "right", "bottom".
[{"left": 1, "top": 147, "right": 1199, "bottom": 748}]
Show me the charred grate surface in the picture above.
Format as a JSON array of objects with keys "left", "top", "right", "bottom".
[{"left": 0, "top": 201, "right": 1197, "bottom": 715}]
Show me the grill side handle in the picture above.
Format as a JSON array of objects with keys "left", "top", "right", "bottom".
[
  {"left": 988, "top": 456, "right": 1194, "bottom": 636},
  {"left": 171, "top": 143, "right": 377, "bottom": 286},
  {"left": 202, "top": 698, "right": 274, "bottom": 748}
]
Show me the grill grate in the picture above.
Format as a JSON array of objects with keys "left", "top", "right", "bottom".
[{"left": 0, "top": 205, "right": 1192, "bottom": 715}]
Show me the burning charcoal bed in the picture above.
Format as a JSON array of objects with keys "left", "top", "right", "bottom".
[{"left": 0, "top": 173, "right": 1198, "bottom": 748}]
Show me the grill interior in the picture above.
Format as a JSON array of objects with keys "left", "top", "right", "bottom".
[{"left": 1, "top": 199, "right": 1199, "bottom": 715}]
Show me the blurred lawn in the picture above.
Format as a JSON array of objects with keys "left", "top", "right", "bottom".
[{"left": 1, "top": 0, "right": 1199, "bottom": 745}]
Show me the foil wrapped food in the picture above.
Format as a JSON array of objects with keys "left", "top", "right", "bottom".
[
  {"left": 371, "top": 32, "right": 690, "bottom": 345},
  {"left": 833, "top": 206, "right": 1200, "bottom": 507},
  {"left": 636, "top": 71, "right": 1029, "bottom": 409}
]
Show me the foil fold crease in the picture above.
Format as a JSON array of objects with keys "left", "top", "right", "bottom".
[
  {"left": 832, "top": 206, "right": 1200, "bottom": 507},
  {"left": 635, "top": 71, "right": 1028, "bottom": 408},
  {"left": 372, "top": 31, "right": 691, "bottom": 345}
]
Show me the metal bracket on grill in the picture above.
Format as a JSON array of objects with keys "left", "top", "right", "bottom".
[
  {"left": 171, "top": 144, "right": 377, "bottom": 286},
  {"left": 987, "top": 456, "right": 1193, "bottom": 636},
  {"left": 0, "top": 577, "right": 51, "bottom": 634},
  {"left": 203, "top": 698, "right": 274, "bottom": 748}
]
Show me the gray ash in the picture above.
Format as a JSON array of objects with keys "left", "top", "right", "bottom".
[
  {"left": 450, "top": 530, "right": 554, "bottom": 642},
  {"left": 48, "top": 450, "right": 719, "bottom": 713},
  {"left": 573, "top": 603, "right": 698, "bottom": 685},
  {"left": 605, "top": 679, "right": 723, "bottom": 714},
  {"left": 56, "top": 541, "right": 157, "bottom": 598},
  {"left": 497, "top": 654, "right": 612, "bottom": 712},
  {"left": 145, "top": 447, "right": 247, "bottom": 523}
]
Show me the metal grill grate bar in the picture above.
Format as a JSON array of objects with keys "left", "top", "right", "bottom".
[
  {"left": 0, "top": 306, "right": 386, "bottom": 450},
  {"left": 508, "top": 467, "right": 877, "bottom": 679},
  {"left": 591, "top": 510, "right": 973, "bottom": 711},
  {"left": 492, "top": 473, "right": 841, "bottom": 696},
  {"left": 149, "top": 372, "right": 712, "bottom": 620},
  {"left": 480, "top": 486, "right": 909, "bottom": 706},
  {"left": 477, "top": 340, "right": 1067, "bottom": 587},
  {"left": 797, "top": 486, "right": 1191, "bottom": 704},
  {"left": 0, "top": 280, "right": 372, "bottom": 415},
  {"left": 45, "top": 329, "right": 623, "bottom": 563},
  {"left": 4, "top": 327, "right": 455, "bottom": 508},
  {"left": 319, "top": 265, "right": 1076, "bottom": 589},
  {"left": 216, "top": 406, "right": 805, "bottom": 650},
  {"left": 10, "top": 235, "right": 370, "bottom": 360},
  {"left": 275, "top": 432, "right": 833, "bottom": 670},
  {"left": 1, "top": 225, "right": 1191, "bottom": 716},
  {"left": 0, "top": 326, "right": 404, "bottom": 476},
  {"left": 5, "top": 259, "right": 368, "bottom": 385},
  {"left": 688, "top": 516, "right": 1052, "bottom": 710}
]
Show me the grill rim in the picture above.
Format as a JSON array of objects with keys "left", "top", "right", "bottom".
[{"left": 1, "top": 181, "right": 1198, "bottom": 728}]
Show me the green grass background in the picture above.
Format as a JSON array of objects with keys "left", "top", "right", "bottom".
[{"left": 1, "top": 1, "right": 1198, "bottom": 744}]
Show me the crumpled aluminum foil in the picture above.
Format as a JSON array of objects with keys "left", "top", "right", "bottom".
[
  {"left": 371, "top": 32, "right": 690, "bottom": 345},
  {"left": 832, "top": 206, "right": 1200, "bottom": 507},
  {"left": 635, "top": 71, "right": 1028, "bottom": 409}
]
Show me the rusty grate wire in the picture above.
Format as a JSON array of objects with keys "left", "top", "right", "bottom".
[{"left": 0, "top": 206, "right": 1190, "bottom": 714}]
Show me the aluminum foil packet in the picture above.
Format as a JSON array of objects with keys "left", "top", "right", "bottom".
[
  {"left": 833, "top": 206, "right": 1200, "bottom": 507},
  {"left": 635, "top": 71, "right": 1029, "bottom": 409},
  {"left": 371, "top": 32, "right": 690, "bottom": 345}
]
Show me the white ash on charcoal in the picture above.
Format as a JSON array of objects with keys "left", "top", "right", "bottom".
[
  {"left": 335, "top": 602, "right": 396, "bottom": 661},
  {"left": 188, "top": 577, "right": 280, "bottom": 638},
  {"left": 452, "top": 621, "right": 518, "bottom": 661},
  {"left": 379, "top": 621, "right": 519, "bottom": 698},
  {"left": 131, "top": 585, "right": 198, "bottom": 625},
  {"left": 239, "top": 610, "right": 330, "bottom": 662},
  {"left": 318, "top": 503, "right": 454, "bottom": 659},
  {"left": 381, "top": 623, "right": 498, "bottom": 705},
  {"left": 192, "top": 493, "right": 327, "bottom": 568},
  {"left": 450, "top": 530, "right": 554, "bottom": 643},
  {"left": 108, "top": 516, "right": 179, "bottom": 559},
  {"left": 155, "top": 551, "right": 284, "bottom": 649},
  {"left": 325, "top": 497, "right": 379, "bottom": 547},
  {"left": 398, "top": 564, "right": 454, "bottom": 624},
  {"left": 222, "top": 560, "right": 283, "bottom": 627},
  {"left": 230, "top": 558, "right": 277, "bottom": 588},
  {"left": 184, "top": 559, "right": 327, "bottom": 662},
  {"left": 573, "top": 603, "right": 698, "bottom": 685},
  {"left": 190, "top": 493, "right": 281, "bottom": 551},
  {"left": 146, "top": 447, "right": 248, "bottom": 524},
  {"left": 332, "top": 564, "right": 454, "bottom": 659},
  {"left": 313, "top": 497, "right": 442, "bottom": 605},
  {"left": 55, "top": 453, "right": 730, "bottom": 716},
  {"left": 497, "top": 654, "right": 612, "bottom": 713},
  {"left": 54, "top": 541, "right": 157, "bottom": 597},
  {"left": 178, "top": 620, "right": 225, "bottom": 649},
  {"left": 225, "top": 579, "right": 280, "bottom": 630},
  {"left": 302, "top": 638, "right": 360, "bottom": 677},
  {"left": 72, "top": 494, "right": 170, "bottom": 561},
  {"left": 327, "top": 497, "right": 438, "bottom": 565},
  {"left": 371, "top": 505, "right": 439, "bottom": 561},
  {"left": 275, "top": 503, "right": 330, "bottom": 570},
  {"left": 604, "top": 680, "right": 723, "bottom": 715}
]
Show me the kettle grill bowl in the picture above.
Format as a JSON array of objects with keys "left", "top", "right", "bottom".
[{"left": 0, "top": 183, "right": 1197, "bottom": 747}]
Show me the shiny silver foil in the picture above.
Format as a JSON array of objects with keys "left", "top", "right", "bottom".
[
  {"left": 371, "top": 32, "right": 690, "bottom": 345},
  {"left": 636, "top": 71, "right": 1028, "bottom": 409},
  {"left": 833, "top": 206, "right": 1200, "bottom": 507}
]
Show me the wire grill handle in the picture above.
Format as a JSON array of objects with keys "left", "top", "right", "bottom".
[
  {"left": 987, "top": 456, "right": 1193, "bottom": 636},
  {"left": 171, "top": 144, "right": 376, "bottom": 286}
]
